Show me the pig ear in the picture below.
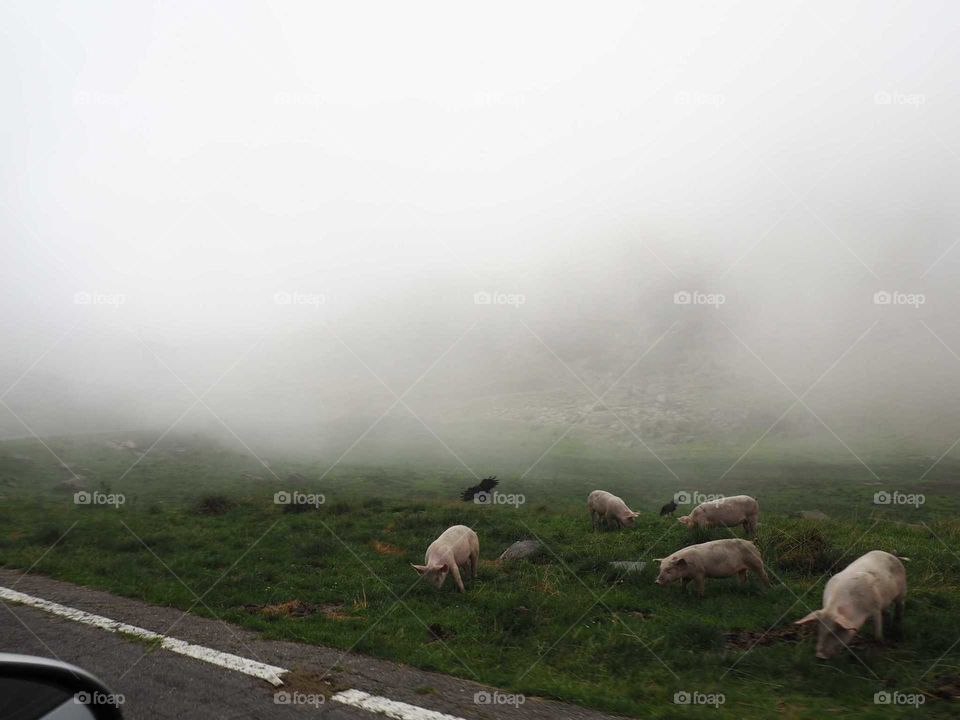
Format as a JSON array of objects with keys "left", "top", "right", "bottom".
[
  {"left": 630, "top": 511, "right": 640, "bottom": 518},
  {"left": 675, "top": 558, "right": 687, "bottom": 568},
  {"left": 794, "top": 610, "right": 821, "bottom": 626},
  {"left": 411, "top": 564, "right": 427, "bottom": 574},
  {"left": 652, "top": 558, "right": 664, "bottom": 563},
  {"left": 833, "top": 607, "right": 858, "bottom": 631}
]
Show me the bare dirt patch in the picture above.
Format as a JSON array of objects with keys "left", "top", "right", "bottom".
[{"left": 372, "top": 540, "right": 404, "bottom": 555}]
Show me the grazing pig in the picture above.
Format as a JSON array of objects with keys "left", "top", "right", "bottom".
[
  {"left": 678, "top": 495, "right": 759, "bottom": 536},
  {"left": 794, "top": 550, "right": 907, "bottom": 659},
  {"left": 411, "top": 525, "right": 479, "bottom": 592},
  {"left": 654, "top": 539, "right": 769, "bottom": 596},
  {"left": 587, "top": 490, "right": 640, "bottom": 530}
]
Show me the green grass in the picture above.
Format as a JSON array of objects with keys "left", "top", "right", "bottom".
[{"left": 1, "top": 433, "right": 959, "bottom": 717}]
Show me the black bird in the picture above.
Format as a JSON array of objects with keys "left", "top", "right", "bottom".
[
  {"left": 461, "top": 475, "right": 498, "bottom": 502},
  {"left": 659, "top": 499, "right": 677, "bottom": 517}
]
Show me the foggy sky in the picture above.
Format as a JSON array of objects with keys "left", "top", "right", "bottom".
[{"left": 2, "top": 1, "right": 960, "bottom": 466}]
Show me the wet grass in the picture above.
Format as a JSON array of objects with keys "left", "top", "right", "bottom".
[{"left": 0, "top": 435, "right": 958, "bottom": 717}]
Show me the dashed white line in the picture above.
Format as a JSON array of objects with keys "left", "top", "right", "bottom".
[
  {"left": 0, "top": 585, "right": 287, "bottom": 685},
  {"left": 1, "top": 585, "right": 470, "bottom": 719},
  {"left": 331, "top": 689, "right": 465, "bottom": 720}
]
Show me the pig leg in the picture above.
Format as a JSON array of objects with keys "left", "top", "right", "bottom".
[
  {"left": 894, "top": 595, "right": 905, "bottom": 627},
  {"left": 694, "top": 574, "right": 706, "bottom": 597},
  {"left": 450, "top": 563, "right": 465, "bottom": 593},
  {"left": 469, "top": 548, "right": 478, "bottom": 579},
  {"left": 737, "top": 569, "right": 747, "bottom": 584},
  {"left": 681, "top": 577, "right": 691, "bottom": 592},
  {"left": 872, "top": 611, "right": 884, "bottom": 641}
]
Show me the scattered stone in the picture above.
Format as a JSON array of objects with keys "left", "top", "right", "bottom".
[
  {"left": 795, "top": 510, "right": 828, "bottom": 521},
  {"left": 57, "top": 476, "right": 86, "bottom": 492},
  {"left": 608, "top": 561, "right": 646, "bottom": 574},
  {"left": 498, "top": 540, "right": 544, "bottom": 562}
]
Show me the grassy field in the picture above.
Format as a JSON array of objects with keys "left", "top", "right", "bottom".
[{"left": 1, "top": 432, "right": 959, "bottom": 718}]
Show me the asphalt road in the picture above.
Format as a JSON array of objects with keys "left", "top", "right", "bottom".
[{"left": 0, "top": 570, "right": 623, "bottom": 720}]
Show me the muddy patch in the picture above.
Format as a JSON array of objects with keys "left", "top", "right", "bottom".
[
  {"left": 426, "top": 623, "right": 455, "bottom": 643},
  {"left": 372, "top": 540, "right": 403, "bottom": 556},
  {"left": 930, "top": 673, "right": 960, "bottom": 700},
  {"left": 243, "top": 599, "right": 356, "bottom": 621},
  {"left": 726, "top": 624, "right": 809, "bottom": 648},
  {"left": 278, "top": 668, "right": 348, "bottom": 697}
]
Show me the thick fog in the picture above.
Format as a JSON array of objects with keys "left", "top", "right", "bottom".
[{"left": 2, "top": 1, "right": 960, "bottom": 469}]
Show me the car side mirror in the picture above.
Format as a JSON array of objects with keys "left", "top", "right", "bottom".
[{"left": 0, "top": 653, "right": 123, "bottom": 719}]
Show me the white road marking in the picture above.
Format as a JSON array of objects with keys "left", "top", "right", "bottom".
[
  {"left": 0, "top": 586, "right": 286, "bottom": 686},
  {"left": 332, "top": 689, "right": 466, "bottom": 720},
  {"left": 1, "top": 585, "right": 471, "bottom": 719}
]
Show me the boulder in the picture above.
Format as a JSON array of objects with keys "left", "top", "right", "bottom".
[
  {"left": 498, "top": 540, "right": 544, "bottom": 562},
  {"left": 608, "top": 561, "right": 646, "bottom": 574}
]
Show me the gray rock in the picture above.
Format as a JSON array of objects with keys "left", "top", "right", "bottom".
[
  {"left": 608, "top": 561, "right": 646, "bottom": 574},
  {"left": 795, "top": 510, "right": 828, "bottom": 521},
  {"left": 498, "top": 540, "right": 544, "bottom": 562}
]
